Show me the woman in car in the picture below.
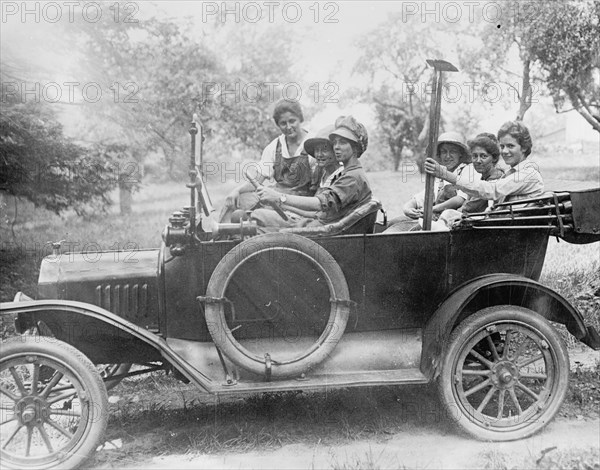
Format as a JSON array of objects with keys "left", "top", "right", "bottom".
[
  {"left": 251, "top": 124, "right": 343, "bottom": 225},
  {"left": 459, "top": 132, "right": 505, "bottom": 215},
  {"left": 221, "top": 99, "right": 315, "bottom": 221},
  {"left": 384, "top": 132, "right": 474, "bottom": 232},
  {"left": 424, "top": 121, "right": 543, "bottom": 205},
  {"left": 254, "top": 116, "right": 371, "bottom": 229}
]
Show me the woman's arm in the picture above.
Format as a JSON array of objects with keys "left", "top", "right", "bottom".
[
  {"left": 282, "top": 205, "right": 318, "bottom": 218},
  {"left": 402, "top": 197, "right": 423, "bottom": 219},
  {"left": 433, "top": 195, "right": 465, "bottom": 213},
  {"left": 225, "top": 177, "right": 265, "bottom": 208},
  {"left": 257, "top": 187, "right": 321, "bottom": 211},
  {"left": 424, "top": 158, "right": 543, "bottom": 201}
]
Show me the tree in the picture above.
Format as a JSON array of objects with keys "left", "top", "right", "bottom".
[
  {"left": 208, "top": 20, "right": 308, "bottom": 156},
  {"left": 63, "top": 14, "right": 227, "bottom": 180},
  {"left": 354, "top": 16, "right": 451, "bottom": 170},
  {"left": 372, "top": 86, "right": 427, "bottom": 171},
  {"left": 525, "top": 0, "right": 600, "bottom": 132},
  {"left": 458, "top": 7, "right": 542, "bottom": 121},
  {"left": 461, "top": 0, "right": 599, "bottom": 129},
  {"left": 0, "top": 101, "right": 118, "bottom": 215},
  {"left": 1, "top": 2, "right": 313, "bottom": 217}
]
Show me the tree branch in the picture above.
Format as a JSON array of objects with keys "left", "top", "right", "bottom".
[{"left": 574, "top": 93, "right": 600, "bottom": 132}]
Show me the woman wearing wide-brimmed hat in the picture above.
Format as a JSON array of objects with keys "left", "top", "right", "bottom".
[
  {"left": 384, "top": 132, "right": 475, "bottom": 232},
  {"left": 255, "top": 115, "right": 372, "bottom": 229},
  {"left": 403, "top": 131, "right": 474, "bottom": 219},
  {"left": 305, "top": 124, "right": 344, "bottom": 192}
]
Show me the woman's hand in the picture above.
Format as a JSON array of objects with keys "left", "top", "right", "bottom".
[
  {"left": 403, "top": 207, "right": 423, "bottom": 219},
  {"left": 224, "top": 188, "right": 240, "bottom": 208},
  {"left": 257, "top": 187, "right": 280, "bottom": 205},
  {"left": 424, "top": 158, "right": 448, "bottom": 179}
]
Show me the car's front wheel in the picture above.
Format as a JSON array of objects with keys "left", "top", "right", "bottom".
[
  {"left": 0, "top": 336, "right": 108, "bottom": 469},
  {"left": 438, "top": 305, "right": 569, "bottom": 441}
]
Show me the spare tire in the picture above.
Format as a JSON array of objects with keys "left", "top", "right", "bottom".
[{"left": 203, "top": 233, "right": 350, "bottom": 379}]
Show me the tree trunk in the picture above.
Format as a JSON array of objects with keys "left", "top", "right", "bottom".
[
  {"left": 393, "top": 145, "right": 404, "bottom": 172},
  {"left": 575, "top": 110, "right": 600, "bottom": 133},
  {"left": 119, "top": 184, "right": 133, "bottom": 215},
  {"left": 516, "top": 59, "right": 532, "bottom": 121},
  {"left": 572, "top": 93, "right": 600, "bottom": 133}
]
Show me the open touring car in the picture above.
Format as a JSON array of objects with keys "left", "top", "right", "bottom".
[{"left": 1, "top": 114, "right": 599, "bottom": 469}]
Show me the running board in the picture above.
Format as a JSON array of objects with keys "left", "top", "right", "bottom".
[
  {"left": 212, "top": 368, "right": 428, "bottom": 395},
  {"left": 167, "top": 329, "right": 424, "bottom": 388}
]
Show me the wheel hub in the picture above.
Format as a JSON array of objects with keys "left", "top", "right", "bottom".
[
  {"left": 490, "top": 361, "right": 519, "bottom": 389},
  {"left": 16, "top": 396, "right": 49, "bottom": 426}
]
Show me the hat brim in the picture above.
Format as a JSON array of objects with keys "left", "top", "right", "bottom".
[
  {"left": 329, "top": 128, "right": 358, "bottom": 143},
  {"left": 437, "top": 139, "right": 469, "bottom": 154},
  {"left": 304, "top": 137, "right": 332, "bottom": 156}
]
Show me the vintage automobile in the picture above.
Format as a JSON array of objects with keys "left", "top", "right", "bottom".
[{"left": 1, "top": 118, "right": 599, "bottom": 470}]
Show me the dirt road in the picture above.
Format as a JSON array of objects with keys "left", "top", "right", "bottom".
[
  {"left": 89, "top": 350, "right": 599, "bottom": 469},
  {"left": 93, "top": 417, "right": 599, "bottom": 469}
]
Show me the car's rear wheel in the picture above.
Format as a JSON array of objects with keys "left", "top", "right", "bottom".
[
  {"left": 0, "top": 336, "right": 108, "bottom": 469},
  {"left": 438, "top": 305, "right": 569, "bottom": 441},
  {"left": 204, "top": 232, "right": 350, "bottom": 379}
]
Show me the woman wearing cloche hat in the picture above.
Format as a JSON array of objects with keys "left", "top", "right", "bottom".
[{"left": 255, "top": 115, "right": 372, "bottom": 229}]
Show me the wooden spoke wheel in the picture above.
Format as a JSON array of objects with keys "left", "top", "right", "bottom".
[
  {"left": 1, "top": 336, "right": 108, "bottom": 469},
  {"left": 438, "top": 306, "right": 569, "bottom": 441}
]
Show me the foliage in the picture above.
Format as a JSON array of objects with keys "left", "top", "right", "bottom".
[
  {"left": 217, "top": 23, "right": 297, "bottom": 146},
  {"left": 62, "top": 14, "right": 227, "bottom": 179},
  {"left": 524, "top": 0, "right": 600, "bottom": 132},
  {"left": 372, "top": 86, "right": 427, "bottom": 171},
  {"left": 458, "top": 3, "right": 544, "bottom": 121},
  {"left": 0, "top": 101, "right": 118, "bottom": 215},
  {"left": 461, "top": 0, "right": 600, "bottom": 127},
  {"left": 354, "top": 17, "right": 439, "bottom": 170},
  {"left": 562, "top": 362, "right": 600, "bottom": 419},
  {"left": 1, "top": 4, "right": 303, "bottom": 213}
]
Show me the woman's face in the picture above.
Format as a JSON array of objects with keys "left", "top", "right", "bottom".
[
  {"left": 438, "top": 143, "right": 462, "bottom": 172},
  {"left": 470, "top": 146, "right": 495, "bottom": 175},
  {"left": 276, "top": 111, "right": 302, "bottom": 140},
  {"left": 313, "top": 142, "right": 337, "bottom": 169},
  {"left": 331, "top": 136, "right": 356, "bottom": 164},
  {"left": 499, "top": 134, "right": 526, "bottom": 168}
]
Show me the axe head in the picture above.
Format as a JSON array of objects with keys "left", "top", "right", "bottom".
[{"left": 426, "top": 59, "right": 459, "bottom": 72}]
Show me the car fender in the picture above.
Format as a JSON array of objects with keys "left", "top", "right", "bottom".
[
  {"left": 421, "top": 273, "right": 600, "bottom": 380},
  {"left": 0, "top": 298, "right": 214, "bottom": 392}
]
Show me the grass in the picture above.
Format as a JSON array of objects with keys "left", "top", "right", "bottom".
[
  {"left": 89, "top": 363, "right": 600, "bottom": 468},
  {"left": 91, "top": 378, "right": 447, "bottom": 467},
  {"left": 540, "top": 239, "right": 600, "bottom": 347}
]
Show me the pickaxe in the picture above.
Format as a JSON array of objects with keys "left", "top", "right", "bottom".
[{"left": 422, "top": 59, "right": 458, "bottom": 231}]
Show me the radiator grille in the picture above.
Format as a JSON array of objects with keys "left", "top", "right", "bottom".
[{"left": 95, "top": 283, "right": 148, "bottom": 317}]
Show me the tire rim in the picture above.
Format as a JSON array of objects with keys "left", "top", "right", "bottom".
[
  {"left": 222, "top": 247, "right": 343, "bottom": 365},
  {"left": 1, "top": 353, "right": 94, "bottom": 467},
  {"left": 204, "top": 233, "right": 350, "bottom": 378},
  {"left": 451, "top": 321, "right": 558, "bottom": 432}
]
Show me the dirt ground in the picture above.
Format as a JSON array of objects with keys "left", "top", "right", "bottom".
[
  {"left": 90, "top": 350, "right": 600, "bottom": 470},
  {"left": 96, "top": 418, "right": 600, "bottom": 469}
]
